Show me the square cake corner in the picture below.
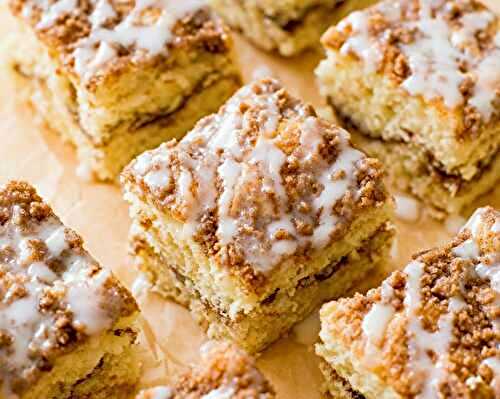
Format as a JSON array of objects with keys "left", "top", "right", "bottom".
[
  {"left": 316, "top": 206, "right": 500, "bottom": 399},
  {"left": 0, "top": 180, "right": 140, "bottom": 399}
]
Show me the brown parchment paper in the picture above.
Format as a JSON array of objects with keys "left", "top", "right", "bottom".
[{"left": 0, "top": 2, "right": 499, "bottom": 397}]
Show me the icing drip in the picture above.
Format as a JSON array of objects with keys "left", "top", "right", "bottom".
[
  {"left": 394, "top": 194, "right": 420, "bottom": 222},
  {"left": 29, "top": 0, "right": 205, "bottom": 81},
  {"left": 403, "top": 261, "right": 465, "bottom": 399}
]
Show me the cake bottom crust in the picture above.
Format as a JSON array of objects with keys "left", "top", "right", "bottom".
[
  {"left": 131, "top": 224, "right": 393, "bottom": 354},
  {"left": 211, "top": 0, "right": 377, "bottom": 56},
  {"left": 350, "top": 133, "right": 500, "bottom": 216}
]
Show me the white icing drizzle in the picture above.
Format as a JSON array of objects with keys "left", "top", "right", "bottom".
[
  {"left": 64, "top": 268, "right": 112, "bottom": 334},
  {"left": 216, "top": 159, "right": 242, "bottom": 246},
  {"left": 361, "top": 279, "right": 395, "bottom": 365},
  {"left": 457, "top": 208, "right": 500, "bottom": 294},
  {"left": 29, "top": 0, "right": 205, "bottom": 81},
  {"left": 451, "top": 11, "right": 495, "bottom": 48},
  {"left": 201, "top": 387, "right": 236, "bottom": 399},
  {"left": 454, "top": 208, "right": 500, "bottom": 390},
  {"left": 469, "top": 48, "right": 500, "bottom": 120},
  {"left": 36, "top": 0, "right": 77, "bottom": 29},
  {"left": 133, "top": 82, "right": 366, "bottom": 273},
  {"left": 403, "top": 261, "right": 466, "bottom": 399},
  {"left": 452, "top": 238, "right": 479, "bottom": 260},
  {"left": 0, "top": 201, "right": 121, "bottom": 394},
  {"left": 394, "top": 194, "right": 420, "bottom": 222},
  {"left": 44, "top": 226, "right": 68, "bottom": 257},
  {"left": 312, "top": 131, "right": 363, "bottom": 248},
  {"left": 335, "top": 0, "right": 499, "bottom": 120},
  {"left": 138, "top": 386, "right": 173, "bottom": 399},
  {"left": 401, "top": 17, "right": 464, "bottom": 108},
  {"left": 338, "top": 10, "right": 385, "bottom": 72},
  {"left": 362, "top": 303, "right": 394, "bottom": 346}
]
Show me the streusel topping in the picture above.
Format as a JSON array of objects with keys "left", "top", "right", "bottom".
[
  {"left": 0, "top": 181, "right": 137, "bottom": 396},
  {"left": 322, "top": 0, "right": 500, "bottom": 131},
  {"left": 136, "top": 342, "right": 275, "bottom": 399},
  {"left": 123, "top": 79, "right": 388, "bottom": 280},
  {"left": 9, "top": 0, "right": 229, "bottom": 85},
  {"left": 319, "top": 207, "right": 499, "bottom": 398}
]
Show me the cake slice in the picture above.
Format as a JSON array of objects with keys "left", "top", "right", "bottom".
[
  {"left": 316, "top": 206, "right": 500, "bottom": 398},
  {"left": 210, "top": 0, "right": 378, "bottom": 56},
  {"left": 316, "top": 0, "right": 500, "bottom": 215},
  {"left": 122, "top": 78, "right": 394, "bottom": 353},
  {"left": 0, "top": 181, "right": 140, "bottom": 398},
  {"left": 2, "top": 0, "right": 241, "bottom": 181},
  {"left": 136, "top": 343, "right": 275, "bottom": 398}
]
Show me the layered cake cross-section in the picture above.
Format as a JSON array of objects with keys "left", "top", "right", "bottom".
[
  {"left": 316, "top": 206, "right": 500, "bottom": 398},
  {"left": 210, "top": 0, "right": 378, "bottom": 56},
  {"left": 136, "top": 342, "right": 275, "bottom": 399},
  {"left": 316, "top": 0, "right": 500, "bottom": 215},
  {"left": 122, "top": 79, "right": 394, "bottom": 353},
  {"left": 2, "top": 0, "right": 241, "bottom": 181},
  {"left": 0, "top": 181, "right": 140, "bottom": 399}
]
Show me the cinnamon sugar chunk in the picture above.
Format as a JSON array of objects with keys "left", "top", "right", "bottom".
[
  {"left": 317, "top": 207, "right": 500, "bottom": 399},
  {"left": 321, "top": 0, "right": 500, "bottom": 129},
  {"left": 0, "top": 181, "right": 138, "bottom": 397},
  {"left": 136, "top": 342, "right": 275, "bottom": 399},
  {"left": 122, "top": 79, "right": 389, "bottom": 281}
]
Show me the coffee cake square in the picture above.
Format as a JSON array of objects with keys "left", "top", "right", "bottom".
[
  {"left": 316, "top": 207, "right": 500, "bottom": 398},
  {"left": 316, "top": 0, "right": 500, "bottom": 215},
  {"left": 122, "top": 79, "right": 394, "bottom": 353},
  {"left": 2, "top": 0, "right": 241, "bottom": 180},
  {"left": 136, "top": 343, "right": 275, "bottom": 399},
  {"left": 0, "top": 181, "right": 140, "bottom": 398}
]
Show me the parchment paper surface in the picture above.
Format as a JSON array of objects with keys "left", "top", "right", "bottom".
[{"left": 0, "top": 2, "right": 499, "bottom": 397}]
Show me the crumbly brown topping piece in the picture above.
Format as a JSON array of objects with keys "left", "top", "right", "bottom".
[
  {"left": 136, "top": 342, "right": 275, "bottom": 399},
  {"left": 122, "top": 79, "right": 389, "bottom": 285},
  {"left": 319, "top": 207, "right": 500, "bottom": 398},
  {"left": 8, "top": 0, "right": 230, "bottom": 86},
  {"left": 0, "top": 181, "right": 137, "bottom": 396},
  {"left": 321, "top": 0, "right": 500, "bottom": 133}
]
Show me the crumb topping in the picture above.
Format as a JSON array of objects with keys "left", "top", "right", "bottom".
[
  {"left": 122, "top": 79, "right": 388, "bottom": 283},
  {"left": 322, "top": 0, "right": 500, "bottom": 132},
  {"left": 9, "top": 0, "right": 229, "bottom": 85},
  {"left": 136, "top": 342, "right": 275, "bottom": 399},
  {"left": 319, "top": 206, "right": 499, "bottom": 398},
  {"left": 0, "top": 181, "right": 137, "bottom": 396}
]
